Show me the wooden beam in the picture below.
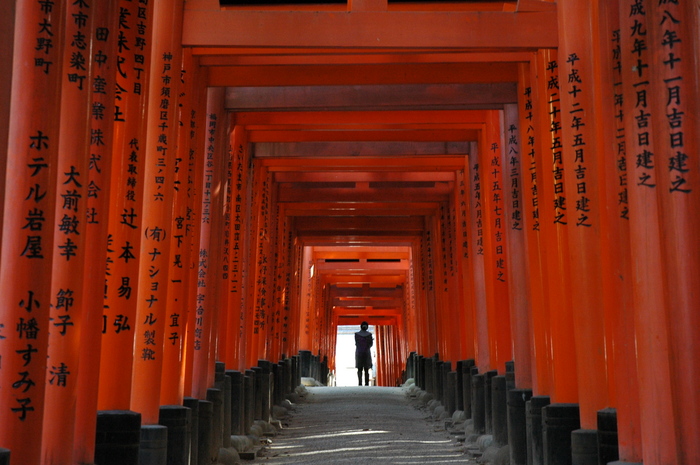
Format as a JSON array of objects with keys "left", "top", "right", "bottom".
[
  {"left": 208, "top": 62, "right": 519, "bottom": 86},
  {"left": 224, "top": 83, "right": 518, "bottom": 111},
  {"left": 274, "top": 171, "right": 455, "bottom": 183},
  {"left": 253, "top": 141, "right": 473, "bottom": 157},
  {"left": 332, "top": 297, "right": 404, "bottom": 307},
  {"left": 517, "top": 0, "right": 556, "bottom": 12},
  {"left": 294, "top": 216, "right": 425, "bottom": 231},
  {"left": 182, "top": 10, "right": 558, "bottom": 49},
  {"left": 247, "top": 129, "right": 479, "bottom": 143},
  {"left": 234, "top": 110, "right": 489, "bottom": 126},
  {"left": 259, "top": 155, "right": 468, "bottom": 170},
  {"left": 280, "top": 185, "right": 451, "bottom": 202},
  {"left": 283, "top": 201, "right": 440, "bottom": 217},
  {"left": 197, "top": 51, "right": 532, "bottom": 66}
]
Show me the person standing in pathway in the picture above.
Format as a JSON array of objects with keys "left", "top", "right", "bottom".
[{"left": 355, "top": 321, "right": 373, "bottom": 386}]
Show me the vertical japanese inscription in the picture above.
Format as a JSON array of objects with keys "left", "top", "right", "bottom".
[
  {"left": 563, "top": 52, "right": 593, "bottom": 227},
  {"left": 611, "top": 28, "right": 629, "bottom": 220},
  {"left": 489, "top": 143, "right": 507, "bottom": 283},
  {"left": 522, "top": 87, "right": 540, "bottom": 231},
  {"left": 472, "top": 163, "right": 484, "bottom": 256},
  {"left": 651, "top": 1, "right": 691, "bottom": 194},
  {"left": 627, "top": 0, "right": 657, "bottom": 190},
  {"left": 545, "top": 60, "right": 568, "bottom": 225}
]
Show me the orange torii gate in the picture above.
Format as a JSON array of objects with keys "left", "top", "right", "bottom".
[{"left": 0, "top": 1, "right": 698, "bottom": 464}]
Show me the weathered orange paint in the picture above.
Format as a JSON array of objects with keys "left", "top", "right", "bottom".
[
  {"left": 557, "top": 0, "right": 611, "bottom": 429},
  {"left": 160, "top": 48, "right": 197, "bottom": 407},
  {"left": 0, "top": 2, "right": 63, "bottom": 463},
  {"left": 516, "top": 60, "right": 553, "bottom": 395},
  {"left": 648, "top": 1, "right": 700, "bottom": 462},
  {"left": 455, "top": 164, "right": 477, "bottom": 362},
  {"left": 533, "top": 49, "right": 577, "bottom": 402},
  {"left": 130, "top": 0, "right": 183, "bottom": 424},
  {"left": 221, "top": 126, "right": 249, "bottom": 370},
  {"left": 480, "top": 110, "right": 513, "bottom": 374},
  {"left": 468, "top": 140, "right": 491, "bottom": 370},
  {"left": 502, "top": 103, "right": 533, "bottom": 389},
  {"left": 618, "top": 1, "right": 677, "bottom": 461},
  {"left": 74, "top": 2, "right": 120, "bottom": 461},
  {"left": 597, "top": 1, "right": 643, "bottom": 460},
  {"left": 182, "top": 62, "right": 209, "bottom": 398},
  {"left": 190, "top": 87, "right": 227, "bottom": 399},
  {"left": 42, "top": 2, "right": 94, "bottom": 462},
  {"left": 98, "top": 0, "right": 153, "bottom": 411}
]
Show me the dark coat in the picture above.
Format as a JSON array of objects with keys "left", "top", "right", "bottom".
[{"left": 355, "top": 330, "right": 373, "bottom": 369}]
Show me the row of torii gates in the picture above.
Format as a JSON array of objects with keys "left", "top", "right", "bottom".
[{"left": 0, "top": 0, "right": 699, "bottom": 464}]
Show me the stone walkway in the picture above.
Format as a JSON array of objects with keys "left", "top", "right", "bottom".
[{"left": 258, "top": 386, "right": 474, "bottom": 464}]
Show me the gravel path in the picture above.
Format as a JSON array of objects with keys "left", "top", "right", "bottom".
[{"left": 258, "top": 386, "right": 471, "bottom": 464}]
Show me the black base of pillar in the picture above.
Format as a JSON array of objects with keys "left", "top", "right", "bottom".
[
  {"left": 197, "top": 400, "right": 213, "bottom": 465},
  {"left": 484, "top": 370, "right": 498, "bottom": 434},
  {"left": 95, "top": 410, "right": 142, "bottom": 465},
  {"left": 571, "top": 429, "right": 598, "bottom": 465},
  {"left": 206, "top": 388, "right": 224, "bottom": 458},
  {"left": 183, "top": 397, "right": 199, "bottom": 465},
  {"left": 471, "top": 373, "right": 485, "bottom": 434},
  {"left": 0, "top": 448, "right": 9, "bottom": 465},
  {"left": 227, "top": 370, "right": 245, "bottom": 436},
  {"left": 526, "top": 396, "right": 550, "bottom": 465},
  {"left": 140, "top": 425, "right": 168, "bottom": 465},
  {"left": 159, "top": 405, "right": 191, "bottom": 465},
  {"left": 446, "top": 371, "right": 457, "bottom": 416},
  {"left": 492, "top": 376, "right": 509, "bottom": 446},
  {"left": 542, "top": 403, "right": 580, "bottom": 465},
  {"left": 508, "top": 388, "right": 532, "bottom": 465},
  {"left": 597, "top": 408, "right": 619, "bottom": 465}
]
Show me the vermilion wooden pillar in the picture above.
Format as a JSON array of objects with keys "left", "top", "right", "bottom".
[
  {"left": 0, "top": 2, "right": 64, "bottom": 463},
  {"left": 182, "top": 62, "right": 208, "bottom": 397},
  {"left": 74, "top": 1, "right": 120, "bottom": 461},
  {"left": 98, "top": 0, "right": 154, "bottom": 410},
  {"left": 533, "top": 49, "right": 578, "bottom": 403},
  {"left": 447, "top": 193, "right": 464, "bottom": 362},
  {"left": 455, "top": 167, "right": 476, "bottom": 361},
  {"left": 517, "top": 60, "right": 553, "bottom": 395},
  {"left": 412, "top": 237, "right": 429, "bottom": 357},
  {"left": 468, "top": 140, "right": 490, "bottom": 369},
  {"left": 648, "top": 2, "right": 700, "bottom": 462},
  {"left": 277, "top": 213, "right": 293, "bottom": 359},
  {"left": 288, "top": 240, "right": 304, "bottom": 358},
  {"left": 502, "top": 104, "right": 533, "bottom": 389},
  {"left": 191, "top": 87, "right": 228, "bottom": 399},
  {"left": 480, "top": 110, "right": 513, "bottom": 373},
  {"left": 160, "top": 48, "right": 197, "bottom": 407},
  {"left": 222, "top": 126, "right": 249, "bottom": 370},
  {"left": 130, "top": 0, "right": 184, "bottom": 424},
  {"left": 618, "top": 1, "right": 678, "bottom": 463},
  {"left": 265, "top": 172, "right": 282, "bottom": 363},
  {"left": 297, "top": 245, "right": 314, "bottom": 354},
  {"left": 243, "top": 161, "right": 273, "bottom": 368},
  {"left": 42, "top": 2, "right": 94, "bottom": 462},
  {"left": 422, "top": 219, "right": 439, "bottom": 357},
  {"left": 433, "top": 210, "right": 452, "bottom": 361},
  {"left": 0, "top": 0, "right": 15, "bottom": 242},
  {"left": 598, "top": 1, "right": 643, "bottom": 461},
  {"left": 557, "top": 0, "right": 611, "bottom": 429},
  {"left": 405, "top": 241, "right": 421, "bottom": 355}
]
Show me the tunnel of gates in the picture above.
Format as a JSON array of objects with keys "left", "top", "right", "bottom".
[{"left": 1, "top": 0, "right": 700, "bottom": 464}]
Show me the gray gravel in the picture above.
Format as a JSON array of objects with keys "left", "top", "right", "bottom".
[{"left": 258, "top": 386, "right": 473, "bottom": 464}]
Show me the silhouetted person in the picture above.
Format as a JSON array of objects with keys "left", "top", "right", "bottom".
[{"left": 355, "top": 321, "right": 373, "bottom": 386}]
